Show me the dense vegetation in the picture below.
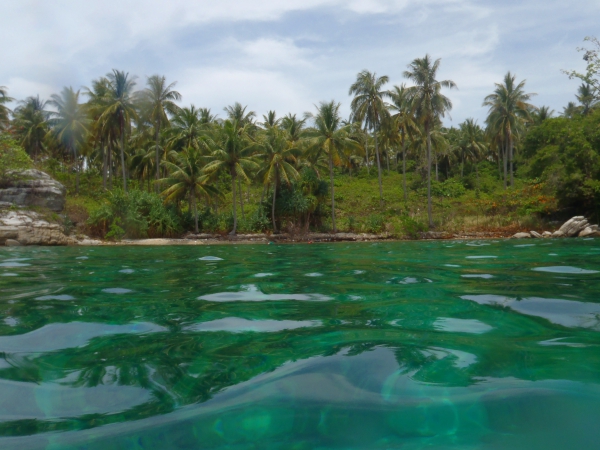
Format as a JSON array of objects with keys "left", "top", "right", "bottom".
[{"left": 0, "top": 38, "right": 599, "bottom": 239}]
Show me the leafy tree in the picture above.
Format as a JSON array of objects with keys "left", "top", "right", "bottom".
[
  {"left": 161, "top": 147, "right": 220, "bottom": 233},
  {"left": 48, "top": 87, "right": 89, "bottom": 193},
  {"left": 306, "top": 101, "right": 360, "bottom": 232},
  {"left": 349, "top": 70, "right": 390, "bottom": 205},
  {"left": 141, "top": 75, "right": 181, "bottom": 191},
  {"left": 100, "top": 70, "right": 138, "bottom": 191},
  {"left": 404, "top": 55, "right": 456, "bottom": 228},
  {"left": 0, "top": 134, "right": 32, "bottom": 184},
  {"left": 563, "top": 36, "right": 600, "bottom": 103},
  {"left": 483, "top": 72, "right": 535, "bottom": 189},
  {"left": 204, "top": 120, "right": 258, "bottom": 234}
]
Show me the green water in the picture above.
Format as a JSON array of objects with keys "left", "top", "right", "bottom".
[{"left": 1, "top": 240, "right": 600, "bottom": 449}]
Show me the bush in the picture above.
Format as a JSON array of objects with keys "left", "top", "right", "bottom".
[
  {"left": 0, "top": 134, "right": 33, "bottom": 185},
  {"left": 87, "top": 190, "right": 181, "bottom": 239}
]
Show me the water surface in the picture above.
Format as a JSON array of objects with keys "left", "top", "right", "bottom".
[{"left": 1, "top": 240, "right": 600, "bottom": 449}]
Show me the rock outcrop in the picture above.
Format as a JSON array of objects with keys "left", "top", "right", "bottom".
[
  {"left": 0, "top": 169, "right": 66, "bottom": 212},
  {"left": 0, "top": 209, "right": 74, "bottom": 246},
  {"left": 512, "top": 216, "right": 599, "bottom": 239},
  {"left": 557, "top": 216, "right": 589, "bottom": 237}
]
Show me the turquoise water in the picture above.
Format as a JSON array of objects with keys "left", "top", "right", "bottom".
[{"left": 1, "top": 240, "right": 600, "bottom": 449}]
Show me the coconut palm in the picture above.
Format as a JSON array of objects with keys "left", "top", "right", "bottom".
[
  {"left": 562, "top": 101, "right": 580, "bottom": 118},
  {"left": 167, "top": 105, "right": 207, "bottom": 151},
  {"left": 261, "top": 110, "right": 280, "bottom": 129},
  {"left": 161, "top": 146, "right": 220, "bottom": 234},
  {"left": 576, "top": 83, "right": 598, "bottom": 115},
  {"left": 100, "top": 70, "right": 138, "bottom": 191},
  {"left": 457, "top": 119, "right": 487, "bottom": 186},
  {"left": 404, "top": 55, "right": 456, "bottom": 228},
  {"left": 531, "top": 106, "right": 555, "bottom": 126},
  {"left": 389, "top": 84, "right": 420, "bottom": 201},
  {"left": 483, "top": 72, "right": 535, "bottom": 189},
  {"left": 256, "top": 126, "right": 300, "bottom": 232},
  {"left": 349, "top": 70, "right": 390, "bottom": 205},
  {"left": 224, "top": 102, "right": 256, "bottom": 127},
  {"left": 12, "top": 96, "right": 50, "bottom": 161},
  {"left": 203, "top": 120, "right": 258, "bottom": 234},
  {"left": 48, "top": 87, "right": 89, "bottom": 193},
  {"left": 199, "top": 108, "right": 218, "bottom": 125},
  {"left": 0, "top": 86, "right": 13, "bottom": 130},
  {"left": 306, "top": 101, "right": 360, "bottom": 233},
  {"left": 141, "top": 75, "right": 181, "bottom": 191},
  {"left": 85, "top": 77, "right": 114, "bottom": 189}
]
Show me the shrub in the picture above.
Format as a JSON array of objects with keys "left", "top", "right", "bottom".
[{"left": 0, "top": 134, "right": 33, "bottom": 186}]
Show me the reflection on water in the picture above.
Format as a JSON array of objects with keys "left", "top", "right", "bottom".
[{"left": 1, "top": 239, "right": 600, "bottom": 449}]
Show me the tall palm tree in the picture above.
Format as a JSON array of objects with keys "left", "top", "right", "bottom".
[
  {"left": 306, "top": 101, "right": 360, "bottom": 233},
  {"left": 256, "top": 126, "right": 300, "bottom": 232},
  {"left": 48, "top": 87, "right": 89, "bottom": 193},
  {"left": 404, "top": 55, "right": 456, "bottom": 228},
  {"left": 142, "top": 75, "right": 181, "bottom": 191},
  {"left": 161, "top": 146, "right": 220, "bottom": 233},
  {"left": 203, "top": 120, "right": 258, "bottom": 235},
  {"left": 199, "top": 108, "right": 217, "bottom": 125},
  {"left": 100, "top": 70, "right": 138, "bottom": 191},
  {"left": 483, "top": 72, "right": 535, "bottom": 189},
  {"left": 389, "top": 84, "right": 420, "bottom": 201},
  {"left": 85, "top": 77, "right": 113, "bottom": 189},
  {"left": 12, "top": 96, "right": 50, "bottom": 161},
  {"left": 167, "top": 105, "right": 206, "bottom": 151},
  {"left": 261, "top": 110, "right": 280, "bottom": 129},
  {"left": 562, "top": 101, "right": 580, "bottom": 118},
  {"left": 0, "top": 86, "right": 13, "bottom": 130},
  {"left": 349, "top": 70, "right": 390, "bottom": 205}
]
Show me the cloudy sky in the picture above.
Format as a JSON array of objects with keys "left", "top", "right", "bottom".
[{"left": 1, "top": 0, "right": 597, "bottom": 124}]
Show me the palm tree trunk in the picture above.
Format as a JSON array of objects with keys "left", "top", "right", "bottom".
[
  {"left": 192, "top": 190, "right": 199, "bottom": 234},
  {"left": 120, "top": 119, "right": 127, "bottom": 192},
  {"left": 155, "top": 122, "right": 160, "bottom": 193},
  {"left": 75, "top": 147, "right": 80, "bottom": 195},
  {"left": 509, "top": 131, "right": 514, "bottom": 187},
  {"left": 329, "top": 150, "right": 336, "bottom": 233},
  {"left": 364, "top": 131, "right": 370, "bottom": 174},
  {"left": 102, "top": 142, "right": 107, "bottom": 190},
  {"left": 503, "top": 135, "right": 508, "bottom": 189},
  {"left": 386, "top": 149, "right": 390, "bottom": 174},
  {"left": 271, "top": 181, "right": 277, "bottom": 233},
  {"left": 402, "top": 136, "right": 407, "bottom": 202},
  {"left": 426, "top": 124, "right": 434, "bottom": 229},
  {"left": 230, "top": 173, "right": 237, "bottom": 235},
  {"left": 374, "top": 131, "right": 383, "bottom": 206},
  {"left": 238, "top": 178, "right": 244, "bottom": 218},
  {"left": 435, "top": 152, "right": 439, "bottom": 181},
  {"left": 108, "top": 141, "right": 113, "bottom": 189}
]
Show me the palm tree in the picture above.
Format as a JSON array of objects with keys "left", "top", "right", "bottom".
[
  {"left": 142, "top": 75, "right": 181, "bottom": 191},
  {"left": 576, "top": 83, "right": 598, "bottom": 115},
  {"left": 531, "top": 106, "right": 554, "bottom": 126},
  {"left": 167, "top": 105, "right": 206, "bottom": 151},
  {"left": 483, "top": 72, "right": 535, "bottom": 189},
  {"left": 0, "top": 86, "right": 13, "bottom": 130},
  {"left": 12, "top": 96, "right": 50, "bottom": 161},
  {"left": 256, "top": 126, "right": 300, "bottom": 232},
  {"left": 199, "top": 108, "right": 217, "bottom": 125},
  {"left": 562, "top": 101, "right": 580, "bottom": 118},
  {"left": 404, "top": 55, "right": 456, "bottom": 228},
  {"left": 457, "top": 119, "right": 486, "bottom": 187},
  {"left": 100, "top": 70, "right": 138, "bottom": 191},
  {"left": 389, "top": 84, "right": 420, "bottom": 201},
  {"left": 161, "top": 147, "right": 220, "bottom": 233},
  {"left": 261, "top": 110, "right": 280, "bottom": 129},
  {"left": 203, "top": 120, "right": 258, "bottom": 235},
  {"left": 85, "top": 77, "right": 114, "bottom": 189},
  {"left": 306, "top": 101, "right": 360, "bottom": 233},
  {"left": 224, "top": 102, "right": 256, "bottom": 127},
  {"left": 48, "top": 87, "right": 89, "bottom": 193},
  {"left": 349, "top": 70, "right": 390, "bottom": 205}
]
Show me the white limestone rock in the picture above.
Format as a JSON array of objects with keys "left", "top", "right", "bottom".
[
  {"left": 512, "top": 232, "right": 531, "bottom": 239},
  {"left": 0, "top": 169, "right": 66, "bottom": 212},
  {"left": 530, "top": 231, "right": 542, "bottom": 238}
]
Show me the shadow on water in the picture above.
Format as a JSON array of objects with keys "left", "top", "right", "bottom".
[{"left": 0, "top": 240, "right": 600, "bottom": 449}]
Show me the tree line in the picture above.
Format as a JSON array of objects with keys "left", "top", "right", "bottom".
[{"left": 1, "top": 39, "right": 599, "bottom": 235}]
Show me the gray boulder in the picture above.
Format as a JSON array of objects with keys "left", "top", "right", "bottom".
[
  {"left": 558, "top": 216, "right": 589, "bottom": 237},
  {"left": 530, "top": 231, "right": 542, "bottom": 238},
  {"left": 512, "top": 232, "right": 531, "bottom": 239},
  {"left": 542, "top": 231, "right": 553, "bottom": 238},
  {"left": 0, "top": 169, "right": 66, "bottom": 212},
  {"left": 579, "top": 227, "right": 596, "bottom": 238}
]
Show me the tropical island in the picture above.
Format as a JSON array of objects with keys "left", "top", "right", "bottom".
[{"left": 1, "top": 38, "right": 600, "bottom": 245}]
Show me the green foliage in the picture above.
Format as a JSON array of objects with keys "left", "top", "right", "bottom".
[
  {"left": 364, "top": 214, "right": 384, "bottom": 233},
  {"left": 0, "top": 134, "right": 33, "bottom": 184},
  {"left": 87, "top": 190, "right": 181, "bottom": 239},
  {"left": 431, "top": 178, "right": 466, "bottom": 198}
]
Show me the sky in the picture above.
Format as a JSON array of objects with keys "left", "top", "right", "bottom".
[{"left": 1, "top": 0, "right": 598, "bottom": 125}]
